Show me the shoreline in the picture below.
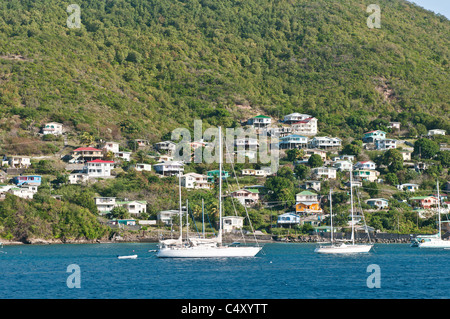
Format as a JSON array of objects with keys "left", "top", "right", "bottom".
[{"left": 0, "top": 233, "right": 416, "bottom": 246}]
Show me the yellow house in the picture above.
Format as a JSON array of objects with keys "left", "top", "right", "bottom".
[{"left": 295, "top": 202, "right": 322, "bottom": 214}]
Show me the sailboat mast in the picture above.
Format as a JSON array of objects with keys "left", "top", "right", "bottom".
[
  {"left": 202, "top": 198, "right": 205, "bottom": 239},
  {"left": 179, "top": 173, "right": 182, "bottom": 241},
  {"left": 330, "top": 188, "right": 333, "bottom": 244},
  {"left": 350, "top": 167, "right": 355, "bottom": 245},
  {"left": 437, "top": 180, "right": 441, "bottom": 236},
  {"left": 186, "top": 199, "right": 189, "bottom": 240},
  {"left": 218, "top": 126, "right": 223, "bottom": 241}
]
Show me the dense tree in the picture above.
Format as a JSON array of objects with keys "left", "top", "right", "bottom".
[
  {"left": 308, "top": 154, "right": 323, "bottom": 168},
  {"left": 413, "top": 138, "right": 440, "bottom": 159}
]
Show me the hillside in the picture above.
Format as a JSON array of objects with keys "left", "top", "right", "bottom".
[{"left": 0, "top": 0, "right": 449, "bottom": 145}]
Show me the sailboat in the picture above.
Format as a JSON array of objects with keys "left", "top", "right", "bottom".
[
  {"left": 417, "top": 180, "right": 450, "bottom": 249},
  {"left": 314, "top": 168, "right": 373, "bottom": 254},
  {"left": 157, "top": 126, "right": 262, "bottom": 258}
]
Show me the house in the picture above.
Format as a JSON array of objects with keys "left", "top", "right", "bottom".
[
  {"left": 301, "top": 180, "right": 321, "bottom": 192},
  {"left": 247, "top": 115, "right": 271, "bottom": 128},
  {"left": 344, "top": 181, "right": 363, "bottom": 188},
  {"left": 366, "top": 198, "right": 389, "bottom": 209},
  {"left": 132, "top": 163, "right": 152, "bottom": 172},
  {"left": 354, "top": 161, "right": 376, "bottom": 170},
  {"left": 241, "top": 169, "right": 269, "bottom": 177},
  {"left": 353, "top": 169, "right": 380, "bottom": 182},
  {"left": 332, "top": 155, "right": 356, "bottom": 162},
  {"left": 13, "top": 175, "right": 42, "bottom": 186},
  {"left": 229, "top": 189, "right": 260, "bottom": 206},
  {"left": 309, "top": 136, "right": 342, "bottom": 149},
  {"left": 181, "top": 173, "right": 210, "bottom": 189},
  {"left": 414, "top": 162, "right": 428, "bottom": 172},
  {"left": 333, "top": 160, "right": 353, "bottom": 171},
  {"left": 110, "top": 219, "right": 136, "bottom": 226},
  {"left": 207, "top": 170, "right": 229, "bottom": 182},
  {"left": 222, "top": 216, "right": 245, "bottom": 233},
  {"left": 154, "top": 141, "right": 177, "bottom": 154},
  {"left": 71, "top": 147, "right": 103, "bottom": 162},
  {"left": 427, "top": 129, "right": 446, "bottom": 136},
  {"left": 153, "top": 161, "right": 184, "bottom": 176},
  {"left": 311, "top": 167, "right": 337, "bottom": 180},
  {"left": 279, "top": 134, "right": 309, "bottom": 149},
  {"left": 400, "top": 150, "right": 412, "bottom": 161},
  {"left": 410, "top": 196, "right": 439, "bottom": 209},
  {"left": 290, "top": 117, "right": 318, "bottom": 136},
  {"left": 235, "top": 137, "right": 259, "bottom": 150},
  {"left": 296, "top": 190, "right": 319, "bottom": 203},
  {"left": 157, "top": 209, "right": 180, "bottom": 225},
  {"left": 375, "top": 138, "right": 397, "bottom": 150},
  {"left": 114, "top": 151, "right": 132, "bottom": 162},
  {"left": 85, "top": 159, "right": 114, "bottom": 178},
  {"left": 7, "top": 156, "right": 31, "bottom": 169},
  {"left": 295, "top": 201, "right": 322, "bottom": 214},
  {"left": 42, "top": 122, "right": 63, "bottom": 135},
  {"left": 277, "top": 213, "right": 301, "bottom": 227},
  {"left": 100, "top": 141, "right": 120, "bottom": 154},
  {"left": 303, "top": 149, "right": 327, "bottom": 162},
  {"left": 8, "top": 185, "right": 38, "bottom": 199},
  {"left": 363, "top": 130, "right": 387, "bottom": 143},
  {"left": 116, "top": 200, "right": 147, "bottom": 215},
  {"left": 397, "top": 183, "right": 419, "bottom": 192},
  {"left": 388, "top": 122, "right": 401, "bottom": 130},
  {"left": 263, "top": 126, "right": 292, "bottom": 138},
  {"left": 134, "top": 139, "right": 148, "bottom": 148},
  {"left": 95, "top": 197, "right": 117, "bottom": 214},
  {"left": 68, "top": 172, "right": 89, "bottom": 184},
  {"left": 283, "top": 113, "right": 313, "bottom": 124}
]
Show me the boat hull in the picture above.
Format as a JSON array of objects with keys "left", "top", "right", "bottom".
[
  {"left": 314, "top": 244, "right": 373, "bottom": 254},
  {"left": 418, "top": 240, "right": 450, "bottom": 249},
  {"left": 157, "top": 246, "right": 262, "bottom": 258}
]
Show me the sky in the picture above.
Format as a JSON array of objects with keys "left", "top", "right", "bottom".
[{"left": 408, "top": 0, "right": 450, "bottom": 19}]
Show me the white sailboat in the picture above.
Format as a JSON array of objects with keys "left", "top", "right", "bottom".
[
  {"left": 157, "top": 126, "right": 262, "bottom": 258},
  {"left": 418, "top": 180, "right": 450, "bottom": 249},
  {"left": 315, "top": 169, "right": 373, "bottom": 254}
]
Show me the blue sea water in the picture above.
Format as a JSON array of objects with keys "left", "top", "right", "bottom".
[{"left": 0, "top": 243, "right": 449, "bottom": 299}]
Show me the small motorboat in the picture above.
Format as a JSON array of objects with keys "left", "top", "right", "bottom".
[{"left": 117, "top": 254, "right": 138, "bottom": 259}]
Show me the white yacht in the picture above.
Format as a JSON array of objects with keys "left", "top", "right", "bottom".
[
  {"left": 418, "top": 181, "right": 450, "bottom": 249},
  {"left": 157, "top": 127, "right": 262, "bottom": 258},
  {"left": 315, "top": 170, "right": 373, "bottom": 254}
]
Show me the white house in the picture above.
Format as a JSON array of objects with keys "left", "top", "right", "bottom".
[
  {"left": 153, "top": 161, "right": 184, "bottom": 176},
  {"left": 42, "top": 122, "right": 63, "bottom": 135},
  {"left": 222, "top": 216, "right": 245, "bottom": 233},
  {"left": 366, "top": 198, "right": 389, "bottom": 209},
  {"left": 400, "top": 150, "right": 412, "bottom": 161},
  {"left": 181, "top": 173, "right": 210, "bottom": 189},
  {"left": 375, "top": 139, "right": 397, "bottom": 150},
  {"left": 309, "top": 136, "right": 342, "bottom": 149},
  {"left": 353, "top": 169, "right": 380, "bottom": 182},
  {"left": 388, "top": 122, "right": 401, "bottom": 130},
  {"left": 290, "top": 117, "right": 318, "bottom": 136},
  {"left": 235, "top": 137, "right": 259, "bottom": 150},
  {"left": 277, "top": 213, "right": 301, "bottom": 227},
  {"left": 154, "top": 141, "right": 177, "bottom": 154},
  {"left": 311, "top": 167, "right": 337, "bottom": 180},
  {"left": 8, "top": 185, "right": 38, "bottom": 199},
  {"left": 85, "top": 159, "right": 114, "bottom": 178},
  {"left": 283, "top": 113, "right": 313, "bottom": 124},
  {"left": 95, "top": 197, "right": 117, "bottom": 213},
  {"left": 428, "top": 129, "right": 446, "bottom": 136},
  {"left": 296, "top": 190, "right": 319, "bottom": 203},
  {"left": 241, "top": 169, "right": 269, "bottom": 177},
  {"left": 68, "top": 172, "right": 89, "bottom": 184},
  {"left": 333, "top": 160, "right": 353, "bottom": 171},
  {"left": 133, "top": 163, "right": 152, "bottom": 172},
  {"left": 397, "top": 183, "right": 419, "bottom": 192},
  {"left": 247, "top": 115, "right": 272, "bottom": 128},
  {"left": 363, "top": 130, "right": 387, "bottom": 143},
  {"left": 101, "top": 141, "right": 120, "bottom": 154},
  {"left": 279, "top": 134, "right": 309, "bottom": 149},
  {"left": 7, "top": 156, "right": 31, "bottom": 169},
  {"left": 332, "top": 155, "right": 356, "bottom": 162},
  {"left": 114, "top": 151, "right": 132, "bottom": 162},
  {"left": 302, "top": 180, "right": 321, "bottom": 192},
  {"left": 116, "top": 200, "right": 147, "bottom": 215},
  {"left": 354, "top": 161, "right": 376, "bottom": 170},
  {"left": 157, "top": 209, "right": 180, "bottom": 225}
]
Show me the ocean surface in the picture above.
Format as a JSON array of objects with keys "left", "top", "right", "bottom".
[{"left": 0, "top": 242, "right": 449, "bottom": 299}]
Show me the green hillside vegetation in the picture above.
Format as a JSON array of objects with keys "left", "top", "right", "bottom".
[{"left": 0, "top": 0, "right": 449, "bottom": 144}]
